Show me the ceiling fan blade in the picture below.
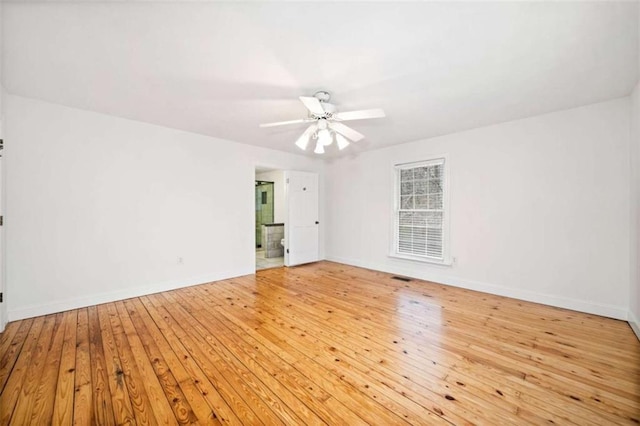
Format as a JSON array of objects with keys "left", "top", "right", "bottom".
[
  {"left": 329, "top": 122, "right": 365, "bottom": 142},
  {"left": 259, "top": 118, "right": 310, "bottom": 128},
  {"left": 295, "top": 124, "right": 317, "bottom": 150},
  {"left": 333, "top": 108, "right": 386, "bottom": 121},
  {"left": 299, "top": 96, "right": 326, "bottom": 115}
]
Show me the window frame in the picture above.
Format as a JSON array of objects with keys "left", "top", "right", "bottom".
[{"left": 390, "top": 156, "right": 451, "bottom": 265}]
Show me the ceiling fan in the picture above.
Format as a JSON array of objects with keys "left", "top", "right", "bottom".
[{"left": 259, "top": 91, "right": 385, "bottom": 154}]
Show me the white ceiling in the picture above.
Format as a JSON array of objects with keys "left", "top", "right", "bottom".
[{"left": 3, "top": 2, "right": 638, "bottom": 158}]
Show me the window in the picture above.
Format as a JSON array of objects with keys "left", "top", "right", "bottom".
[{"left": 392, "top": 158, "right": 448, "bottom": 263}]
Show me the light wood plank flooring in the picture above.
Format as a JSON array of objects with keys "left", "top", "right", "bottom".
[{"left": 1, "top": 261, "right": 639, "bottom": 425}]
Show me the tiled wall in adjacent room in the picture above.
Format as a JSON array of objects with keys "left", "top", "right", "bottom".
[{"left": 262, "top": 224, "right": 284, "bottom": 258}]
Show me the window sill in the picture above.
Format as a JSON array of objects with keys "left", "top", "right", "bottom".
[{"left": 389, "top": 253, "right": 453, "bottom": 266}]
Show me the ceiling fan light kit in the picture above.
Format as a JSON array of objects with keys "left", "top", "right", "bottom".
[
  {"left": 335, "top": 133, "right": 350, "bottom": 150},
  {"left": 318, "top": 129, "right": 332, "bottom": 146},
  {"left": 295, "top": 124, "right": 316, "bottom": 150},
  {"left": 259, "top": 91, "right": 385, "bottom": 154}
]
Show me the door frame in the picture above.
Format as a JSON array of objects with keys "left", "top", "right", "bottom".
[{"left": 253, "top": 165, "right": 320, "bottom": 271}]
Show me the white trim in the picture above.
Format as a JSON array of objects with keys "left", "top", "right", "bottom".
[
  {"left": 284, "top": 170, "right": 290, "bottom": 266},
  {"left": 395, "top": 158, "right": 445, "bottom": 170},
  {"left": 325, "top": 255, "right": 628, "bottom": 320},
  {"left": 7, "top": 269, "right": 252, "bottom": 322},
  {"left": 629, "top": 309, "right": 640, "bottom": 341},
  {"left": 389, "top": 252, "right": 453, "bottom": 266}
]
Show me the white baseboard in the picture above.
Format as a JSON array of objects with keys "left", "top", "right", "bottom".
[
  {"left": 325, "top": 255, "right": 628, "bottom": 321},
  {"left": 8, "top": 257, "right": 635, "bottom": 335},
  {"left": 629, "top": 310, "right": 640, "bottom": 341},
  {"left": 7, "top": 269, "right": 252, "bottom": 322}
]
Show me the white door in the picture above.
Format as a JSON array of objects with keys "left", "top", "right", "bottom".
[{"left": 285, "top": 171, "right": 319, "bottom": 266}]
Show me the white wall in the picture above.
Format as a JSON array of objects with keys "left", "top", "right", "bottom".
[
  {"left": 326, "top": 98, "right": 631, "bottom": 320},
  {"left": 5, "top": 95, "right": 324, "bottom": 321},
  {"left": 255, "top": 170, "right": 285, "bottom": 224},
  {"left": 627, "top": 5, "right": 640, "bottom": 339},
  {"left": 630, "top": 83, "right": 640, "bottom": 337}
]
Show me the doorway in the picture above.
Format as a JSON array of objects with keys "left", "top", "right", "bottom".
[
  {"left": 254, "top": 168, "right": 320, "bottom": 271},
  {"left": 255, "top": 169, "right": 285, "bottom": 270}
]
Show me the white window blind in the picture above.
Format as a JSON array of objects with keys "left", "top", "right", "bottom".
[{"left": 394, "top": 158, "right": 446, "bottom": 261}]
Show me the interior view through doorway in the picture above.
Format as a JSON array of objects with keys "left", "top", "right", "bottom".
[{"left": 255, "top": 168, "right": 285, "bottom": 270}]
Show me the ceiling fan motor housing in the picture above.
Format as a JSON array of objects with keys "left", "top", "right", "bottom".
[
  {"left": 317, "top": 103, "right": 336, "bottom": 116},
  {"left": 259, "top": 90, "right": 384, "bottom": 152},
  {"left": 314, "top": 90, "right": 331, "bottom": 103}
]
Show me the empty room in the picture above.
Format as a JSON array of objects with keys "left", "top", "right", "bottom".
[{"left": 0, "top": 1, "right": 639, "bottom": 425}]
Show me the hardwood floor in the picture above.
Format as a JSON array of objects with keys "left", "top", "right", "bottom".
[{"left": 1, "top": 261, "right": 639, "bottom": 425}]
